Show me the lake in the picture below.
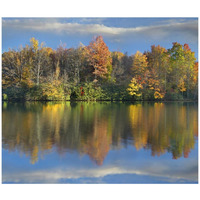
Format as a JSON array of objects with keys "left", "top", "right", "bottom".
[{"left": 2, "top": 101, "right": 198, "bottom": 183}]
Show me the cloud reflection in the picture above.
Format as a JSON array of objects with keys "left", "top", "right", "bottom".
[{"left": 3, "top": 160, "right": 198, "bottom": 183}]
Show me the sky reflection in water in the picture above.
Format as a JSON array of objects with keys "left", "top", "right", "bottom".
[{"left": 2, "top": 102, "right": 198, "bottom": 183}]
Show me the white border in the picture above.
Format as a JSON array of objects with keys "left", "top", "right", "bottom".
[{"left": 0, "top": 1, "right": 199, "bottom": 200}]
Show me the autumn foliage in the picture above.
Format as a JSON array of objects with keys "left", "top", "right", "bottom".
[
  {"left": 2, "top": 37, "right": 198, "bottom": 101},
  {"left": 87, "top": 36, "right": 112, "bottom": 81}
]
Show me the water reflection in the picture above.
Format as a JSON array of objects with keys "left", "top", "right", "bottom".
[
  {"left": 129, "top": 103, "right": 198, "bottom": 159},
  {"left": 2, "top": 160, "right": 198, "bottom": 183},
  {"left": 2, "top": 102, "right": 198, "bottom": 166}
]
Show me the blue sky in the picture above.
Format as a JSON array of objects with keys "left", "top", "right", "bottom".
[{"left": 2, "top": 18, "right": 198, "bottom": 57}]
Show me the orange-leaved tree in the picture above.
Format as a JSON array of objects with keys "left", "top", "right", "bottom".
[{"left": 87, "top": 36, "right": 112, "bottom": 82}]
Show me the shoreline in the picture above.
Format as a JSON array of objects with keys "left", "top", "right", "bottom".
[{"left": 2, "top": 99, "right": 198, "bottom": 103}]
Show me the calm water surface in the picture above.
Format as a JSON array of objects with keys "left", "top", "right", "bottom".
[{"left": 2, "top": 102, "right": 198, "bottom": 183}]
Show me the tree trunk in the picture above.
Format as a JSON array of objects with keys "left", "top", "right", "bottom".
[{"left": 37, "top": 61, "right": 40, "bottom": 86}]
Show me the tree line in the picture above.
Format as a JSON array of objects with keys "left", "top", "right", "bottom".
[{"left": 2, "top": 36, "right": 198, "bottom": 101}]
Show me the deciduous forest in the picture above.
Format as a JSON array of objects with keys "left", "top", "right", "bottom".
[{"left": 2, "top": 36, "right": 198, "bottom": 101}]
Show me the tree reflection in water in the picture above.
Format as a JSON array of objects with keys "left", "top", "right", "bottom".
[{"left": 2, "top": 101, "right": 198, "bottom": 165}]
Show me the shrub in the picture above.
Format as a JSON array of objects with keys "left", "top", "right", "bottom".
[
  {"left": 3, "top": 87, "right": 28, "bottom": 101},
  {"left": 3, "top": 93, "right": 8, "bottom": 101}
]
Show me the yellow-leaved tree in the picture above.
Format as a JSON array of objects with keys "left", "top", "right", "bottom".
[{"left": 127, "top": 78, "right": 143, "bottom": 97}]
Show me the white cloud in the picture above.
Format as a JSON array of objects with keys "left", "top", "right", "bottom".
[{"left": 2, "top": 18, "right": 198, "bottom": 42}]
